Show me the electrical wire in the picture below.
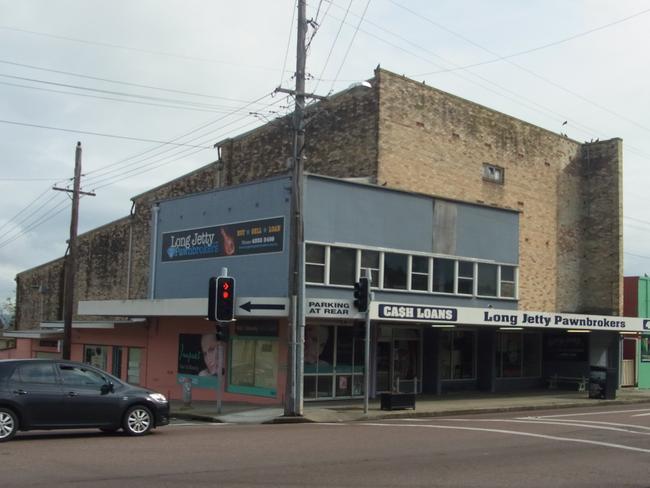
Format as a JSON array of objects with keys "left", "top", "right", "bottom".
[
  {"left": 0, "top": 58, "right": 256, "bottom": 103},
  {"left": 328, "top": 0, "right": 371, "bottom": 94},
  {"left": 313, "top": 0, "right": 354, "bottom": 94},
  {"left": 279, "top": 0, "right": 298, "bottom": 88},
  {"left": 408, "top": 4, "right": 650, "bottom": 75},
  {"left": 390, "top": 1, "right": 650, "bottom": 136},
  {"left": 0, "top": 80, "right": 250, "bottom": 115},
  {"left": 0, "top": 24, "right": 280, "bottom": 73},
  {"left": 0, "top": 119, "right": 213, "bottom": 149}
]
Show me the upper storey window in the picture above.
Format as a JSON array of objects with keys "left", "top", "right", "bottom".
[{"left": 483, "top": 163, "right": 504, "bottom": 184}]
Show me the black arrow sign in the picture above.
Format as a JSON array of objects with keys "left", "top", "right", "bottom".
[{"left": 239, "top": 301, "right": 287, "bottom": 313}]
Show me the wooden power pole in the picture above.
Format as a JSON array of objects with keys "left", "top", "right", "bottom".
[{"left": 54, "top": 142, "right": 95, "bottom": 359}]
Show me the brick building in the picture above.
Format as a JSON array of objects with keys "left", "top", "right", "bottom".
[{"left": 6, "top": 67, "right": 630, "bottom": 404}]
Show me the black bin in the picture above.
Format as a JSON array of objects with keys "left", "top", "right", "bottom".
[{"left": 588, "top": 365, "right": 617, "bottom": 400}]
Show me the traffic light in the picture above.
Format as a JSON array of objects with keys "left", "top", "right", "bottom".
[
  {"left": 208, "top": 276, "right": 236, "bottom": 322},
  {"left": 353, "top": 277, "right": 370, "bottom": 312}
]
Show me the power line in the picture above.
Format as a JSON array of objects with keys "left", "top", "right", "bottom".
[
  {"left": 0, "top": 73, "right": 257, "bottom": 112},
  {"left": 0, "top": 59, "right": 256, "bottom": 103},
  {"left": 279, "top": 0, "right": 298, "bottom": 88},
  {"left": 328, "top": 0, "right": 372, "bottom": 94},
  {"left": 0, "top": 24, "right": 284, "bottom": 74},
  {"left": 390, "top": 1, "right": 650, "bottom": 136},
  {"left": 409, "top": 5, "right": 650, "bottom": 76},
  {"left": 324, "top": 2, "right": 650, "bottom": 166},
  {"left": 313, "top": 0, "right": 353, "bottom": 94},
  {"left": 0, "top": 80, "right": 248, "bottom": 115},
  {"left": 82, "top": 91, "right": 277, "bottom": 180},
  {"left": 0, "top": 119, "right": 214, "bottom": 148}
]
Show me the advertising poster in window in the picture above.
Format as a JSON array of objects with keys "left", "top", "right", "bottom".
[
  {"left": 162, "top": 217, "right": 284, "bottom": 262},
  {"left": 543, "top": 333, "right": 588, "bottom": 361},
  {"left": 304, "top": 325, "right": 334, "bottom": 374},
  {"left": 641, "top": 335, "right": 650, "bottom": 363},
  {"left": 177, "top": 333, "right": 219, "bottom": 388}
]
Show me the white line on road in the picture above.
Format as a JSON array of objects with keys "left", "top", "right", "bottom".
[
  {"left": 428, "top": 418, "right": 650, "bottom": 435},
  {"left": 355, "top": 422, "right": 650, "bottom": 454},
  {"left": 517, "top": 418, "right": 650, "bottom": 431},
  {"left": 168, "top": 422, "right": 230, "bottom": 427},
  {"left": 631, "top": 412, "right": 650, "bottom": 417},
  {"left": 523, "top": 408, "right": 650, "bottom": 418}
]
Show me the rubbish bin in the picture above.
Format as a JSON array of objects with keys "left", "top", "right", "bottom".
[{"left": 589, "top": 365, "right": 617, "bottom": 400}]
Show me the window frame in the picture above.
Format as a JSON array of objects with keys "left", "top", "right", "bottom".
[{"left": 303, "top": 241, "right": 518, "bottom": 300}]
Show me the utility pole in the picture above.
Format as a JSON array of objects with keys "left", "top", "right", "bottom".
[
  {"left": 276, "top": 0, "right": 325, "bottom": 417},
  {"left": 53, "top": 142, "right": 95, "bottom": 360}
]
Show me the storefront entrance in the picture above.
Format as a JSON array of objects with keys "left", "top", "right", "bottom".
[{"left": 376, "top": 326, "right": 422, "bottom": 394}]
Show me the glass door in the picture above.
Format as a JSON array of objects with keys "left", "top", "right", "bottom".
[
  {"left": 376, "top": 341, "right": 391, "bottom": 392},
  {"left": 393, "top": 339, "right": 419, "bottom": 393}
]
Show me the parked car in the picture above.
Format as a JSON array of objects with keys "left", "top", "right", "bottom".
[{"left": 0, "top": 359, "right": 169, "bottom": 442}]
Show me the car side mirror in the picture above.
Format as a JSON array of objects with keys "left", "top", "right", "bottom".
[{"left": 100, "top": 382, "right": 114, "bottom": 395}]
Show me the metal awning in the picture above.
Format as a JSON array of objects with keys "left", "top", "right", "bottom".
[
  {"left": 39, "top": 319, "right": 147, "bottom": 330},
  {"left": 2, "top": 329, "right": 63, "bottom": 339}
]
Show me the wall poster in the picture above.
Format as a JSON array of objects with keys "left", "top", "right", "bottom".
[{"left": 162, "top": 216, "right": 284, "bottom": 262}]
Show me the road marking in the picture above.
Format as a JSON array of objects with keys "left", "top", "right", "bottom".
[
  {"left": 355, "top": 422, "right": 650, "bottom": 454},
  {"left": 523, "top": 408, "right": 650, "bottom": 418},
  {"left": 405, "top": 418, "right": 650, "bottom": 435},
  {"left": 631, "top": 412, "right": 650, "bottom": 417},
  {"left": 517, "top": 418, "right": 650, "bottom": 431},
  {"left": 168, "top": 422, "right": 230, "bottom": 427}
]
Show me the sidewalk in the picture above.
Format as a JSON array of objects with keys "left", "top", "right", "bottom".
[{"left": 170, "top": 388, "right": 650, "bottom": 424}]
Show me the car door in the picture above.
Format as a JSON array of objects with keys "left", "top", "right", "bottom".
[
  {"left": 8, "top": 362, "right": 65, "bottom": 428},
  {"left": 57, "top": 363, "right": 122, "bottom": 427}
]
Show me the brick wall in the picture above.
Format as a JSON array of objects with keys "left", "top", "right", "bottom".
[
  {"left": 374, "top": 69, "right": 621, "bottom": 313},
  {"left": 15, "top": 67, "right": 622, "bottom": 327}
]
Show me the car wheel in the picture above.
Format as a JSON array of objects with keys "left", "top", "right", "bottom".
[
  {"left": 123, "top": 405, "right": 153, "bottom": 436},
  {"left": 0, "top": 408, "right": 18, "bottom": 442}
]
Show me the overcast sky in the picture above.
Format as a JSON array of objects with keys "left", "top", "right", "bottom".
[{"left": 1, "top": 0, "right": 649, "bottom": 302}]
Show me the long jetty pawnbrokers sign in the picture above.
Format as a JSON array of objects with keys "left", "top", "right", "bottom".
[{"left": 372, "top": 302, "right": 650, "bottom": 332}]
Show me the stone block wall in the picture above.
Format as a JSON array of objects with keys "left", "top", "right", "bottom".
[
  {"left": 374, "top": 69, "right": 621, "bottom": 313},
  {"left": 15, "top": 67, "right": 622, "bottom": 327}
]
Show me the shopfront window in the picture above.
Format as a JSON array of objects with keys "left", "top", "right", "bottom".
[
  {"left": 384, "top": 253, "right": 408, "bottom": 290},
  {"left": 497, "top": 331, "right": 541, "bottom": 378},
  {"left": 457, "top": 261, "right": 474, "bottom": 295},
  {"left": 500, "top": 266, "right": 516, "bottom": 298},
  {"left": 411, "top": 256, "right": 429, "bottom": 291},
  {"left": 440, "top": 330, "right": 476, "bottom": 380},
  {"left": 432, "top": 258, "right": 454, "bottom": 293},
  {"left": 306, "top": 244, "right": 325, "bottom": 284},
  {"left": 304, "top": 324, "right": 365, "bottom": 400},
  {"left": 477, "top": 263, "right": 497, "bottom": 297},
  {"left": 127, "top": 348, "right": 142, "bottom": 385},
  {"left": 361, "top": 250, "right": 380, "bottom": 286},
  {"left": 84, "top": 345, "right": 108, "bottom": 371},
  {"left": 229, "top": 338, "right": 278, "bottom": 396},
  {"left": 329, "top": 247, "right": 356, "bottom": 286}
]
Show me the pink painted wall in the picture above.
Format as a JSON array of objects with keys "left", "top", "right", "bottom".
[
  {"left": 1, "top": 318, "right": 288, "bottom": 406},
  {"left": 0, "top": 338, "right": 32, "bottom": 359},
  {"left": 144, "top": 317, "right": 287, "bottom": 405}
]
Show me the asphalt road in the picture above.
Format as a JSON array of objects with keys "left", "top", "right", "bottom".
[{"left": 3, "top": 405, "right": 650, "bottom": 487}]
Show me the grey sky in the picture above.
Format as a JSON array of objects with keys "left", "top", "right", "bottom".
[{"left": 1, "top": 0, "right": 649, "bottom": 301}]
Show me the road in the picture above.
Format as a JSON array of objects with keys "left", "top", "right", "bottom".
[{"left": 3, "top": 405, "right": 650, "bottom": 487}]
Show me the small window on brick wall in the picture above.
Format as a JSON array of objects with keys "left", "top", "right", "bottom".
[{"left": 483, "top": 163, "right": 504, "bottom": 184}]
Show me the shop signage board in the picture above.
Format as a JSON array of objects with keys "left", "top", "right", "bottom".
[
  {"left": 161, "top": 216, "right": 284, "bottom": 262},
  {"left": 305, "top": 298, "right": 364, "bottom": 319},
  {"left": 371, "top": 302, "right": 650, "bottom": 332},
  {"left": 235, "top": 297, "right": 289, "bottom": 317}
]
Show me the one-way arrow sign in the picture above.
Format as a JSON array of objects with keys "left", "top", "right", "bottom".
[{"left": 235, "top": 297, "right": 289, "bottom": 317}]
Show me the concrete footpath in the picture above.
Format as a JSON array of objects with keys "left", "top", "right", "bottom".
[{"left": 170, "top": 388, "right": 650, "bottom": 425}]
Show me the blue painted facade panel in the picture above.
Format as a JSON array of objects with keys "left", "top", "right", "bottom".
[{"left": 153, "top": 177, "right": 292, "bottom": 299}]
